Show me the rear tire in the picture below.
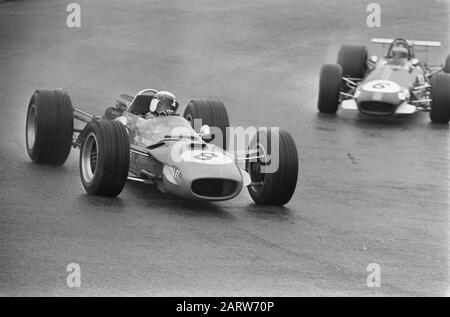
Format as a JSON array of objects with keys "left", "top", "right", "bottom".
[
  {"left": 337, "top": 45, "right": 368, "bottom": 80},
  {"left": 25, "top": 90, "right": 73, "bottom": 165},
  {"left": 443, "top": 54, "right": 450, "bottom": 73},
  {"left": 246, "top": 129, "right": 298, "bottom": 206},
  {"left": 430, "top": 73, "right": 450, "bottom": 124},
  {"left": 79, "top": 119, "right": 130, "bottom": 197},
  {"left": 318, "top": 64, "right": 342, "bottom": 114},
  {"left": 183, "top": 100, "right": 229, "bottom": 149}
]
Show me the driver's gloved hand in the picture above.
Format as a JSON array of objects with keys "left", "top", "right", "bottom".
[{"left": 160, "top": 110, "right": 174, "bottom": 116}]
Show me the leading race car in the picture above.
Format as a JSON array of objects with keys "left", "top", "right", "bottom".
[
  {"left": 317, "top": 38, "right": 450, "bottom": 123},
  {"left": 25, "top": 88, "right": 299, "bottom": 206}
]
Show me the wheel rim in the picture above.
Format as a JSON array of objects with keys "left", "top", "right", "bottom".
[
  {"left": 26, "top": 104, "right": 37, "bottom": 151},
  {"left": 81, "top": 133, "right": 98, "bottom": 183},
  {"left": 248, "top": 142, "right": 266, "bottom": 193}
]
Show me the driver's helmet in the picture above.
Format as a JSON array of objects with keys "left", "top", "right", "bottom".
[
  {"left": 391, "top": 40, "right": 409, "bottom": 59},
  {"left": 149, "top": 91, "right": 179, "bottom": 114}
]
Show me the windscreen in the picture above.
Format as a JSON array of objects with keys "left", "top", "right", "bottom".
[{"left": 132, "top": 115, "right": 201, "bottom": 147}]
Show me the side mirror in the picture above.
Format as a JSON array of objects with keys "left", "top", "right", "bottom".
[
  {"left": 369, "top": 55, "right": 378, "bottom": 64},
  {"left": 199, "top": 125, "right": 211, "bottom": 139}
]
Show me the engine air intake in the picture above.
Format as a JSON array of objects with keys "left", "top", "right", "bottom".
[
  {"left": 358, "top": 101, "right": 396, "bottom": 116},
  {"left": 191, "top": 178, "right": 238, "bottom": 198}
]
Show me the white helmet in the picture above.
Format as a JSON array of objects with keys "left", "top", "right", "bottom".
[{"left": 149, "top": 91, "right": 179, "bottom": 114}]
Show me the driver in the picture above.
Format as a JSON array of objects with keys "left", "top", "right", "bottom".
[
  {"left": 145, "top": 90, "right": 179, "bottom": 119},
  {"left": 391, "top": 40, "right": 409, "bottom": 60}
]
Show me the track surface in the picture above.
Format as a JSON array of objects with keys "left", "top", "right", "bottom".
[{"left": 0, "top": 0, "right": 449, "bottom": 296}]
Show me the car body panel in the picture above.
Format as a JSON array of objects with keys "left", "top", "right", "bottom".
[
  {"left": 122, "top": 112, "right": 245, "bottom": 201},
  {"left": 353, "top": 58, "right": 426, "bottom": 116}
]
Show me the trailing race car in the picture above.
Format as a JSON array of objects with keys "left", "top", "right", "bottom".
[
  {"left": 317, "top": 38, "right": 450, "bottom": 123},
  {"left": 25, "top": 88, "right": 299, "bottom": 206}
]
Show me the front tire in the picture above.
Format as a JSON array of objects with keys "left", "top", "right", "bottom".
[
  {"left": 443, "top": 54, "right": 450, "bottom": 73},
  {"left": 337, "top": 45, "right": 367, "bottom": 80},
  {"left": 430, "top": 73, "right": 450, "bottom": 124},
  {"left": 25, "top": 90, "right": 73, "bottom": 165},
  {"left": 79, "top": 119, "right": 130, "bottom": 196},
  {"left": 183, "top": 100, "right": 229, "bottom": 149},
  {"left": 318, "top": 64, "right": 342, "bottom": 114},
  {"left": 246, "top": 129, "right": 298, "bottom": 206}
]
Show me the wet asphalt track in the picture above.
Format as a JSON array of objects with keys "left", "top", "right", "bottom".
[{"left": 0, "top": 0, "right": 449, "bottom": 296}]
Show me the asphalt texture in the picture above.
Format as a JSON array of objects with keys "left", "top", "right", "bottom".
[{"left": 0, "top": 0, "right": 449, "bottom": 296}]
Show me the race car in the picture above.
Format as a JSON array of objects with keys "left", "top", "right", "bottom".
[
  {"left": 25, "top": 88, "right": 299, "bottom": 206},
  {"left": 317, "top": 38, "right": 450, "bottom": 123}
]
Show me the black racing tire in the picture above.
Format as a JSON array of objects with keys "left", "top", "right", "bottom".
[
  {"left": 246, "top": 129, "right": 298, "bottom": 206},
  {"left": 318, "top": 64, "right": 342, "bottom": 114},
  {"left": 79, "top": 119, "right": 130, "bottom": 197},
  {"left": 183, "top": 100, "right": 230, "bottom": 149},
  {"left": 430, "top": 73, "right": 450, "bottom": 124},
  {"left": 443, "top": 54, "right": 450, "bottom": 73},
  {"left": 337, "top": 45, "right": 368, "bottom": 80},
  {"left": 25, "top": 89, "right": 73, "bottom": 165}
]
